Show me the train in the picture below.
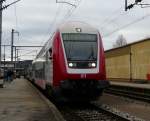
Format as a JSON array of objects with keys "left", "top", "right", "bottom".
[{"left": 28, "top": 21, "right": 109, "bottom": 102}]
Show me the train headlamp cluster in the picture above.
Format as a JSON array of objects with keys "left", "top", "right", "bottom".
[
  {"left": 75, "top": 28, "right": 82, "bottom": 32},
  {"left": 68, "top": 62, "right": 96, "bottom": 68},
  {"left": 68, "top": 63, "right": 76, "bottom": 67},
  {"left": 88, "top": 62, "right": 96, "bottom": 68},
  {"left": 91, "top": 63, "right": 96, "bottom": 67}
]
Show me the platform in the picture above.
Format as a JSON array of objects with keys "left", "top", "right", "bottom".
[
  {"left": 0, "top": 78, "right": 65, "bottom": 121},
  {"left": 110, "top": 81, "right": 150, "bottom": 89}
]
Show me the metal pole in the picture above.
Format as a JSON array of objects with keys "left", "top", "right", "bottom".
[
  {"left": 130, "top": 46, "right": 132, "bottom": 81},
  {"left": 0, "top": 2, "right": 2, "bottom": 75},
  {"left": 11, "top": 29, "right": 19, "bottom": 69},
  {"left": 125, "top": 0, "right": 127, "bottom": 11},
  {"left": 4, "top": 45, "right": 5, "bottom": 69},
  {"left": 15, "top": 46, "right": 16, "bottom": 71},
  {"left": 3, "top": 45, "right": 5, "bottom": 82},
  {"left": 11, "top": 29, "right": 14, "bottom": 63},
  {"left": 16, "top": 49, "right": 18, "bottom": 61}
]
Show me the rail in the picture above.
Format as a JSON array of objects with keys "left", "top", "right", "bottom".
[{"left": 56, "top": 103, "right": 131, "bottom": 121}]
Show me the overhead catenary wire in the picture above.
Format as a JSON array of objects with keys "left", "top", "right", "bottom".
[
  {"left": 39, "top": 0, "right": 82, "bottom": 47},
  {"left": 0, "top": 0, "right": 21, "bottom": 11},
  {"left": 63, "top": 0, "right": 82, "bottom": 21},
  {"left": 14, "top": 4, "right": 18, "bottom": 30},
  {"left": 56, "top": 0, "right": 77, "bottom": 7},
  {"left": 100, "top": 9, "right": 131, "bottom": 31},
  {"left": 100, "top": 7, "right": 123, "bottom": 26},
  {"left": 89, "top": 1, "right": 146, "bottom": 36},
  {"left": 39, "top": 3, "right": 62, "bottom": 47},
  {"left": 17, "top": 50, "right": 37, "bottom": 58},
  {"left": 102, "top": 12, "right": 150, "bottom": 38}
]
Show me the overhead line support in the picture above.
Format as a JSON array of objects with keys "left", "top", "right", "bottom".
[
  {"left": 0, "top": 45, "right": 43, "bottom": 47},
  {"left": 125, "top": 0, "right": 150, "bottom": 11},
  {"left": 0, "top": 0, "right": 21, "bottom": 11},
  {"left": 0, "top": 1, "right": 2, "bottom": 72},
  {"left": 56, "top": 0, "right": 76, "bottom": 7}
]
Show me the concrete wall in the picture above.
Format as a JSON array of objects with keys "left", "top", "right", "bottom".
[
  {"left": 106, "top": 55, "right": 130, "bottom": 79},
  {"left": 105, "top": 46, "right": 131, "bottom": 81},
  {"left": 105, "top": 39, "right": 150, "bottom": 81},
  {"left": 131, "top": 40, "right": 150, "bottom": 80}
]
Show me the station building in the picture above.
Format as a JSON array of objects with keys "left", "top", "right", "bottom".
[
  {"left": 105, "top": 38, "right": 150, "bottom": 82},
  {"left": 0, "top": 60, "right": 32, "bottom": 78}
]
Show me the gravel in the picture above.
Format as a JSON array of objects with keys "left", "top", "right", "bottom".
[{"left": 57, "top": 93, "right": 149, "bottom": 121}]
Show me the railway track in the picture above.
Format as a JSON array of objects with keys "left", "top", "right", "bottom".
[
  {"left": 29, "top": 80, "right": 144, "bottom": 121},
  {"left": 32, "top": 81, "right": 127, "bottom": 121},
  {"left": 56, "top": 103, "right": 131, "bottom": 121},
  {"left": 105, "top": 85, "right": 150, "bottom": 103}
]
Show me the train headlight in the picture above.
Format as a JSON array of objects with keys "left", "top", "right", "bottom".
[
  {"left": 91, "top": 63, "right": 96, "bottom": 67},
  {"left": 68, "top": 62, "right": 77, "bottom": 68},
  {"left": 75, "top": 28, "right": 82, "bottom": 32},
  {"left": 69, "top": 63, "right": 73, "bottom": 67},
  {"left": 88, "top": 62, "right": 96, "bottom": 68}
]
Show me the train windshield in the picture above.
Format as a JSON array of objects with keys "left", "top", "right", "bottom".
[{"left": 62, "top": 33, "right": 97, "bottom": 61}]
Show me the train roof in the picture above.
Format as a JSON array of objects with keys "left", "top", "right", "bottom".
[{"left": 59, "top": 21, "right": 99, "bottom": 34}]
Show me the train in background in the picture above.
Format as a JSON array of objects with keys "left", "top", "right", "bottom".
[{"left": 27, "top": 21, "right": 109, "bottom": 101}]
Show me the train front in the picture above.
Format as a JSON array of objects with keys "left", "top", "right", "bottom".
[{"left": 53, "top": 22, "right": 109, "bottom": 101}]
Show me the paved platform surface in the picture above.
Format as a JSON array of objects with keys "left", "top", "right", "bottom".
[
  {"left": 110, "top": 81, "right": 150, "bottom": 89},
  {"left": 0, "top": 78, "right": 65, "bottom": 121}
]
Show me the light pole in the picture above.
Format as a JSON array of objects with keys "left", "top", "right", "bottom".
[
  {"left": 11, "top": 29, "right": 19, "bottom": 69},
  {"left": 3, "top": 44, "right": 5, "bottom": 82},
  {"left": 0, "top": 1, "right": 3, "bottom": 79}
]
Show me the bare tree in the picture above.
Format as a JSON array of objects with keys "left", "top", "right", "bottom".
[{"left": 113, "top": 34, "right": 127, "bottom": 48}]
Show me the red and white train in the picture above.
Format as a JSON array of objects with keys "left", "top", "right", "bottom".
[{"left": 30, "top": 21, "right": 109, "bottom": 101}]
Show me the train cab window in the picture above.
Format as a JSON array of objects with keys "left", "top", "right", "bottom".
[{"left": 62, "top": 33, "right": 97, "bottom": 61}]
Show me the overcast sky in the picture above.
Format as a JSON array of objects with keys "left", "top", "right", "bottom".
[{"left": 2, "top": 0, "right": 150, "bottom": 60}]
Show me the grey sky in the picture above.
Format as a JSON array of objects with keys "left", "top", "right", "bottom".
[{"left": 2, "top": 0, "right": 150, "bottom": 60}]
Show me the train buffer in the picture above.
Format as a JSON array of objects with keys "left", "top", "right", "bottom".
[{"left": 0, "top": 78, "right": 65, "bottom": 121}]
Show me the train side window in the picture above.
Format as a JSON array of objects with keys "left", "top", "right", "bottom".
[{"left": 49, "top": 48, "right": 52, "bottom": 60}]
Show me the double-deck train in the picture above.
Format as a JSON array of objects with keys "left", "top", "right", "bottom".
[{"left": 28, "top": 21, "right": 109, "bottom": 101}]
